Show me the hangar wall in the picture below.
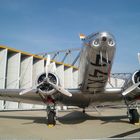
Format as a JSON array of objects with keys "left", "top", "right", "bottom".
[{"left": 0, "top": 45, "right": 79, "bottom": 110}]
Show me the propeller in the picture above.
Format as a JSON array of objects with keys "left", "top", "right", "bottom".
[
  {"left": 19, "top": 55, "right": 72, "bottom": 97},
  {"left": 19, "top": 55, "right": 51, "bottom": 95},
  {"left": 122, "top": 82, "right": 140, "bottom": 96},
  {"left": 122, "top": 53, "right": 140, "bottom": 96}
]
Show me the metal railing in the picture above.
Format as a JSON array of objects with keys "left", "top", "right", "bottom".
[{"left": 37, "top": 47, "right": 81, "bottom": 67}]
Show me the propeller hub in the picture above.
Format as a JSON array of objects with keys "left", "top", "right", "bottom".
[{"left": 37, "top": 72, "right": 59, "bottom": 94}]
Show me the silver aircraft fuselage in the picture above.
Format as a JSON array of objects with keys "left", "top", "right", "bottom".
[
  {"left": 59, "top": 32, "right": 124, "bottom": 107},
  {"left": 79, "top": 32, "right": 116, "bottom": 93}
]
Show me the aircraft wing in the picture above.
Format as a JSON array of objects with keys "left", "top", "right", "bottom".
[
  {"left": 0, "top": 84, "right": 139, "bottom": 107},
  {"left": 0, "top": 89, "right": 44, "bottom": 105},
  {"left": 0, "top": 88, "right": 81, "bottom": 106}
]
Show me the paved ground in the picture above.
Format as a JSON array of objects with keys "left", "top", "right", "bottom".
[{"left": 0, "top": 108, "right": 140, "bottom": 140}]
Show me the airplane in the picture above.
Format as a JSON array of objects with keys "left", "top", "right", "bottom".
[{"left": 0, "top": 31, "right": 140, "bottom": 126}]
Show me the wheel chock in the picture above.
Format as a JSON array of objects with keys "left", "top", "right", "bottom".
[
  {"left": 134, "top": 122, "right": 140, "bottom": 125},
  {"left": 48, "top": 124, "right": 55, "bottom": 128}
]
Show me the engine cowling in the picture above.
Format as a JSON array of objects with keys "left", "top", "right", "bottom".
[
  {"left": 123, "top": 70, "right": 140, "bottom": 102},
  {"left": 132, "top": 70, "right": 140, "bottom": 90},
  {"left": 36, "top": 72, "right": 59, "bottom": 95}
]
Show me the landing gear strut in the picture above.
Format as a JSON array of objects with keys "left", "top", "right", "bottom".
[
  {"left": 47, "top": 105, "right": 56, "bottom": 125},
  {"left": 82, "top": 108, "right": 85, "bottom": 113},
  {"left": 123, "top": 95, "right": 139, "bottom": 124},
  {"left": 38, "top": 92, "right": 57, "bottom": 126},
  {"left": 46, "top": 97, "right": 56, "bottom": 126}
]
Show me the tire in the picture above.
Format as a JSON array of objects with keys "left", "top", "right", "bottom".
[
  {"left": 48, "top": 111, "right": 56, "bottom": 125},
  {"left": 129, "top": 109, "right": 139, "bottom": 124}
]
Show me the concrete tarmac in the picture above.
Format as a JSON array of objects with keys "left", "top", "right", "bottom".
[{"left": 0, "top": 108, "right": 140, "bottom": 140}]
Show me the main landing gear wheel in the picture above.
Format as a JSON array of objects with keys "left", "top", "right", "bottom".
[
  {"left": 128, "top": 109, "right": 139, "bottom": 124},
  {"left": 48, "top": 110, "right": 56, "bottom": 126},
  {"left": 82, "top": 108, "right": 85, "bottom": 113}
]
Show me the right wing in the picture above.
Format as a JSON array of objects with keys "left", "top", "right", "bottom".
[{"left": 0, "top": 89, "right": 43, "bottom": 105}]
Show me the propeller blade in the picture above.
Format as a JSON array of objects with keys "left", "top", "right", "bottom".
[
  {"left": 138, "top": 53, "right": 140, "bottom": 64},
  {"left": 19, "top": 88, "right": 34, "bottom": 95},
  {"left": 46, "top": 55, "right": 51, "bottom": 66},
  {"left": 20, "top": 81, "right": 44, "bottom": 95},
  {"left": 50, "top": 62, "right": 56, "bottom": 73},
  {"left": 46, "top": 55, "right": 51, "bottom": 77},
  {"left": 47, "top": 80, "right": 72, "bottom": 97},
  {"left": 122, "top": 82, "right": 140, "bottom": 96}
]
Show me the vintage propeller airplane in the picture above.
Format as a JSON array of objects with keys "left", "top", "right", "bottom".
[{"left": 0, "top": 32, "right": 140, "bottom": 126}]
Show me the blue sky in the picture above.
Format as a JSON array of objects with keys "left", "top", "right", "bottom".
[{"left": 0, "top": 0, "right": 140, "bottom": 72}]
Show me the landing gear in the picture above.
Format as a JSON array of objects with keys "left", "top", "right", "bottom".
[
  {"left": 82, "top": 108, "right": 85, "bottom": 113},
  {"left": 125, "top": 101, "right": 140, "bottom": 124},
  {"left": 128, "top": 109, "right": 139, "bottom": 124},
  {"left": 46, "top": 98, "right": 56, "bottom": 126},
  {"left": 47, "top": 109, "right": 56, "bottom": 125},
  {"left": 38, "top": 92, "right": 57, "bottom": 126},
  {"left": 123, "top": 96, "right": 140, "bottom": 124}
]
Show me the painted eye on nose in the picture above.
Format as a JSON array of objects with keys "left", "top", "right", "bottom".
[
  {"left": 108, "top": 39, "right": 115, "bottom": 46},
  {"left": 92, "top": 39, "right": 100, "bottom": 47}
]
